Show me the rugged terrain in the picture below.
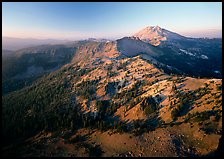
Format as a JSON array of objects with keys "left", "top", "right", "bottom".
[
  {"left": 2, "top": 26, "right": 222, "bottom": 157},
  {"left": 2, "top": 26, "right": 222, "bottom": 95}
]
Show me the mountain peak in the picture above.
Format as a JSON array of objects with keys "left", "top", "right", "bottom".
[
  {"left": 153, "top": 25, "right": 161, "bottom": 30},
  {"left": 133, "top": 25, "right": 185, "bottom": 46},
  {"left": 144, "top": 25, "right": 162, "bottom": 32}
]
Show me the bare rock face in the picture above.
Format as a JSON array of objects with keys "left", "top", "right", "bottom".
[{"left": 116, "top": 37, "right": 160, "bottom": 57}]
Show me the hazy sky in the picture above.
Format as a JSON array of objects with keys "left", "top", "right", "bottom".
[{"left": 2, "top": 2, "right": 222, "bottom": 40}]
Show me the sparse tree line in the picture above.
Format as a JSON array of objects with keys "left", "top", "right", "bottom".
[
  {"left": 140, "top": 96, "right": 158, "bottom": 116},
  {"left": 3, "top": 59, "right": 222, "bottom": 149},
  {"left": 170, "top": 83, "right": 221, "bottom": 123},
  {"left": 114, "top": 80, "right": 145, "bottom": 107}
]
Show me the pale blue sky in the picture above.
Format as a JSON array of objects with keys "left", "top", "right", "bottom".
[{"left": 2, "top": 2, "right": 222, "bottom": 40}]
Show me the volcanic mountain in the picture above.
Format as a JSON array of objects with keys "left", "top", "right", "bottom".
[{"left": 133, "top": 25, "right": 185, "bottom": 46}]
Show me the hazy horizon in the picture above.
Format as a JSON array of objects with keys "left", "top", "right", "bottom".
[{"left": 3, "top": 2, "right": 222, "bottom": 40}]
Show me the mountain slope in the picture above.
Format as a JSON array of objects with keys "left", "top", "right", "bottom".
[
  {"left": 2, "top": 48, "right": 222, "bottom": 156},
  {"left": 131, "top": 26, "right": 222, "bottom": 78},
  {"left": 2, "top": 26, "right": 222, "bottom": 157},
  {"left": 2, "top": 45, "right": 77, "bottom": 95},
  {"left": 116, "top": 37, "right": 162, "bottom": 57},
  {"left": 2, "top": 28, "right": 222, "bottom": 96}
]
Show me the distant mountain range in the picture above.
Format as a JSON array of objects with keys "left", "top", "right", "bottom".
[
  {"left": 2, "top": 37, "right": 72, "bottom": 51},
  {"left": 2, "top": 37, "right": 112, "bottom": 51}
]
